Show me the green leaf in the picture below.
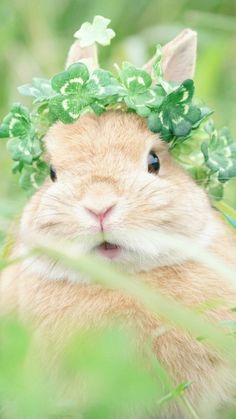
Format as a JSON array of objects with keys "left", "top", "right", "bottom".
[
  {"left": 125, "top": 90, "right": 158, "bottom": 117},
  {"left": 152, "top": 44, "right": 163, "bottom": 79},
  {"left": 19, "top": 160, "right": 49, "bottom": 194},
  {"left": 12, "top": 161, "right": 24, "bottom": 174},
  {"left": 0, "top": 103, "right": 31, "bottom": 139},
  {"left": 120, "top": 64, "right": 152, "bottom": 94},
  {"left": 50, "top": 63, "right": 112, "bottom": 123},
  {"left": 207, "top": 176, "right": 224, "bottom": 201},
  {"left": 51, "top": 63, "right": 90, "bottom": 95},
  {"left": 18, "top": 78, "right": 55, "bottom": 101},
  {"left": 7, "top": 135, "right": 42, "bottom": 164},
  {"left": 185, "top": 105, "right": 202, "bottom": 124},
  {"left": 201, "top": 124, "right": 236, "bottom": 184},
  {"left": 119, "top": 64, "right": 161, "bottom": 116},
  {"left": 165, "top": 79, "right": 194, "bottom": 106},
  {"left": 0, "top": 318, "right": 30, "bottom": 379},
  {"left": 49, "top": 94, "right": 92, "bottom": 123},
  {"left": 148, "top": 112, "right": 163, "bottom": 133},
  {"left": 172, "top": 119, "right": 192, "bottom": 137},
  {"left": 147, "top": 79, "right": 210, "bottom": 145},
  {"left": 90, "top": 101, "right": 106, "bottom": 116},
  {"left": 86, "top": 69, "right": 122, "bottom": 98}
]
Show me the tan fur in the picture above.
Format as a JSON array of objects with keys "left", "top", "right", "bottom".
[
  {"left": 1, "top": 29, "right": 236, "bottom": 418},
  {"left": 66, "top": 41, "right": 98, "bottom": 70},
  {"left": 143, "top": 29, "right": 197, "bottom": 82}
]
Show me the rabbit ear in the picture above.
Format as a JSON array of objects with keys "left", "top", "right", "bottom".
[
  {"left": 143, "top": 29, "right": 197, "bottom": 83},
  {"left": 65, "top": 40, "right": 98, "bottom": 70}
]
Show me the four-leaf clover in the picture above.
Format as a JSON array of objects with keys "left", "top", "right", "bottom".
[
  {"left": 0, "top": 103, "right": 31, "bottom": 139},
  {"left": 148, "top": 80, "right": 211, "bottom": 143},
  {"left": 0, "top": 103, "right": 42, "bottom": 164},
  {"left": 0, "top": 103, "right": 46, "bottom": 193},
  {"left": 49, "top": 63, "right": 122, "bottom": 123},
  {"left": 49, "top": 63, "right": 92, "bottom": 123},
  {"left": 119, "top": 64, "right": 162, "bottom": 117},
  {"left": 201, "top": 122, "right": 236, "bottom": 185}
]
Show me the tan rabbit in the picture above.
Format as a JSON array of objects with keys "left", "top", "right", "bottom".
[{"left": 1, "top": 29, "right": 236, "bottom": 418}]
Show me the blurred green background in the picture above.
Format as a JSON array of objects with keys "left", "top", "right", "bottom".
[
  {"left": 0, "top": 3, "right": 236, "bottom": 416},
  {"left": 0, "top": 0, "right": 236, "bottom": 233}
]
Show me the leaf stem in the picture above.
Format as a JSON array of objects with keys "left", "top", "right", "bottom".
[
  {"left": 214, "top": 200, "right": 236, "bottom": 221},
  {"left": 182, "top": 397, "right": 201, "bottom": 419}
]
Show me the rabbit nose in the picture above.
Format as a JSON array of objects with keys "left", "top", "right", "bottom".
[{"left": 85, "top": 205, "right": 115, "bottom": 224}]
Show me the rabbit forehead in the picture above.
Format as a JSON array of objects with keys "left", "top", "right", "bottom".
[{"left": 45, "top": 111, "right": 166, "bottom": 168}]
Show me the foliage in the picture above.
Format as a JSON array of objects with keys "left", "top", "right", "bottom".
[
  {"left": 0, "top": 103, "right": 48, "bottom": 194},
  {"left": 1, "top": 20, "right": 235, "bottom": 202},
  {"left": 171, "top": 119, "right": 236, "bottom": 202},
  {"left": 0, "top": 12, "right": 235, "bottom": 212},
  {"left": 0, "top": 2, "right": 236, "bottom": 418},
  {"left": 201, "top": 122, "right": 236, "bottom": 199},
  {"left": 0, "top": 315, "right": 190, "bottom": 419},
  {"left": 49, "top": 63, "right": 122, "bottom": 122},
  {"left": 0, "top": 235, "right": 236, "bottom": 418}
]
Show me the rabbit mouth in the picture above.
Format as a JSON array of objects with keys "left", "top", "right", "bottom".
[{"left": 95, "top": 241, "right": 121, "bottom": 259}]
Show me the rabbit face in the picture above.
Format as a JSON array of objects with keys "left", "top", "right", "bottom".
[
  {"left": 18, "top": 28, "right": 218, "bottom": 282},
  {"left": 19, "top": 110, "right": 217, "bottom": 281}
]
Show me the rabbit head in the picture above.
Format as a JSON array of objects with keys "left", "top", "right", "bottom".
[{"left": 19, "top": 29, "right": 218, "bottom": 282}]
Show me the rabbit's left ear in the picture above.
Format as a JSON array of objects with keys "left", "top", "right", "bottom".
[
  {"left": 65, "top": 41, "right": 98, "bottom": 69},
  {"left": 143, "top": 29, "right": 197, "bottom": 83}
]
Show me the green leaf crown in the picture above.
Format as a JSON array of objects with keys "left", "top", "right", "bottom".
[{"left": 0, "top": 15, "right": 236, "bottom": 215}]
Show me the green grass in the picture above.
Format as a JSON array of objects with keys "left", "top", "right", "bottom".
[
  {"left": 0, "top": 1, "right": 236, "bottom": 418},
  {"left": 1, "top": 233, "right": 236, "bottom": 418}
]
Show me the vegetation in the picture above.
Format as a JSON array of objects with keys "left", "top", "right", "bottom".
[{"left": 0, "top": 1, "right": 236, "bottom": 418}]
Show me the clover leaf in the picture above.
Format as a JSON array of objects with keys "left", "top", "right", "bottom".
[
  {"left": 148, "top": 80, "right": 211, "bottom": 143},
  {"left": 120, "top": 64, "right": 152, "bottom": 93},
  {"left": 18, "top": 78, "right": 55, "bottom": 102},
  {"left": 152, "top": 45, "right": 163, "bottom": 80},
  {"left": 152, "top": 45, "right": 176, "bottom": 95},
  {"left": 74, "top": 15, "right": 115, "bottom": 47},
  {"left": 19, "top": 160, "right": 49, "bottom": 195},
  {"left": 7, "top": 135, "right": 42, "bottom": 164},
  {"left": 52, "top": 63, "right": 90, "bottom": 94},
  {"left": 201, "top": 122, "right": 236, "bottom": 185},
  {"left": 0, "top": 103, "right": 42, "bottom": 164},
  {"left": 49, "top": 64, "right": 122, "bottom": 123},
  {"left": 119, "top": 64, "right": 161, "bottom": 117},
  {"left": 86, "top": 68, "right": 122, "bottom": 99},
  {"left": 0, "top": 103, "right": 31, "bottom": 139},
  {"left": 0, "top": 103, "right": 45, "bottom": 194},
  {"left": 205, "top": 173, "right": 224, "bottom": 201},
  {"left": 50, "top": 95, "right": 92, "bottom": 123},
  {"left": 49, "top": 63, "right": 93, "bottom": 123}
]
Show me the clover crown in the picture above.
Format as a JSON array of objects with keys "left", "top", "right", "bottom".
[{"left": 0, "top": 15, "right": 236, "bottom": 222}]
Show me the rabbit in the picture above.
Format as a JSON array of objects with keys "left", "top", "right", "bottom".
[{"left": 1, "top": 28, "right": 236, "bottom": 418}]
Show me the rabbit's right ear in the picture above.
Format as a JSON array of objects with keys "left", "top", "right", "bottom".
[
  {"left": 143, "top": 29, "right": 197, "bottom": 83},
  {"left": 65, "top": 40, "right": 98, "bottom": 70}
]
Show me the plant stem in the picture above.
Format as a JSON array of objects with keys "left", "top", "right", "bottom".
[
  {"left": 182, "top": 397, "right": 201, "bottom": 419},
  {"left": 214, "top": 200, "right": 236, "bottom": 221}
]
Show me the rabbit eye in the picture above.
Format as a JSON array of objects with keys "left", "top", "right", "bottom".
[
  {"left": 50, "top": 165, "right": 57, "bottom": 182},
  {"left": 148, "top": 151, "right": 160, "bottom": 174}
]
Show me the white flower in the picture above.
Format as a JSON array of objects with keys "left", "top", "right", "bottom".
[{"left": 74, "top": 15, "right": 115, "bottom": 47}]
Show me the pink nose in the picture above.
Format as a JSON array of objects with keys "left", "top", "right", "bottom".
[{"left": 85, "top": 205, "right": 114, "bottom": 224}]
